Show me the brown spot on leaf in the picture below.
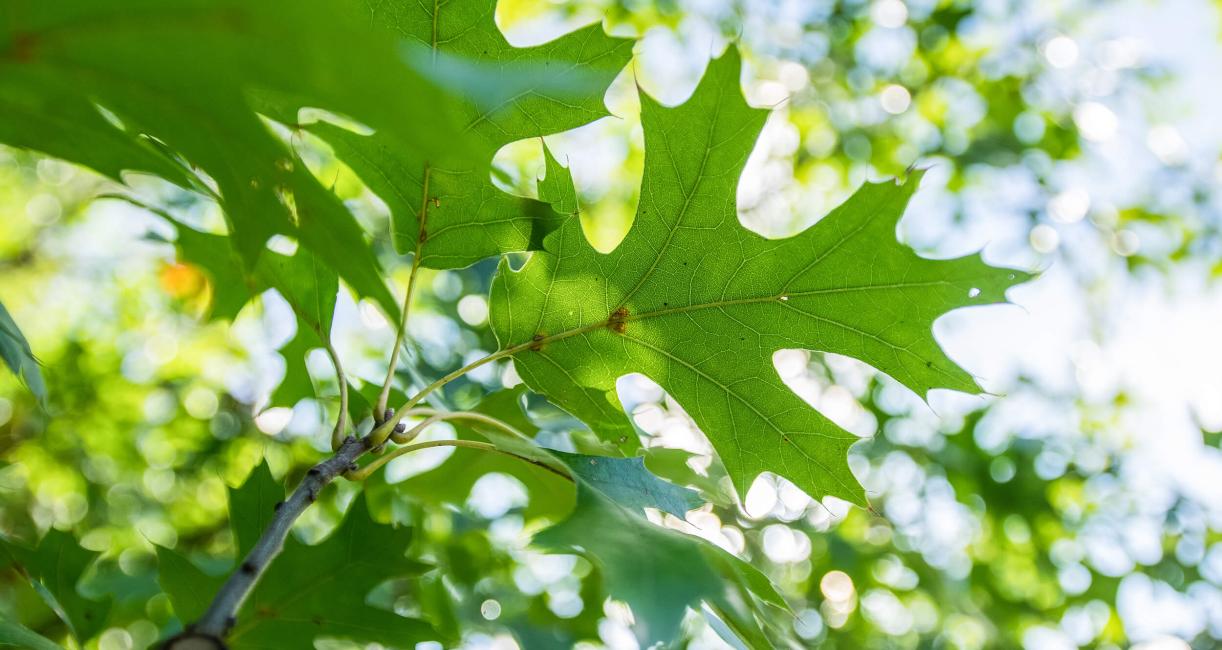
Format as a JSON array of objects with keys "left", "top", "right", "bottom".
[
  {"left": 608, "top": 307, "right": 629, "bottom": 333},
  {"left": 8, "top": 33, "right": 37, "bottom": 62}
]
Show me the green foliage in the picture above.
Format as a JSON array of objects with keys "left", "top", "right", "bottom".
[
  {"left": 310, "top": 0, "right": 633, "bottom": 267},
  {"left": 0, "top": 617, "right": 62, "bottom": 650},
  {"left": 0, "top": 530, "right": 111, "bottom": 642},
  {"left": 0, "top": 301, "right": 44, "bottom": 406},
  {"left": 159, "top": 470, "right": 436, "bottom": 649},
  {"left": 230, "top": 494, "right": 434, "bottom": 648},
  {"left": 493, "top": 50, "right": 1028, "bottom": 506},
  {"left": 1, "top": 0, "right": 464, "bottom": 317},
  {"left": 394, "top": 388, "right": 577, "bottom": 521},
  {"left": 551, "top": 451, "right": 701, "bottom": 519},
  {"left": 0, "top": 0, "right": 1094, "bottom": 647},
  {"left": 536, "top": 462, "right": 786, "bottom": 647},
  {"left": 226, "top": 462, "right": 283, "bottom": 561}
]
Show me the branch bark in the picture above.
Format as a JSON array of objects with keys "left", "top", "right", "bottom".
[{"left": 163, "top": 435, "right": 369, "bottom": 648}]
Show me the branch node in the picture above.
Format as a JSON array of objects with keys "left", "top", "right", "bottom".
[{"left": 160, "top": 631, "right": 228, "bottom": 650}]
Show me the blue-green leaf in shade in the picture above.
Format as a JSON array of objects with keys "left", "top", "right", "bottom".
[
  {"left": 534, "top": 478, "right": 783, "bottom": 648},
  {"left": 551, "top": 451, "right": 701, "bottom": 519}
]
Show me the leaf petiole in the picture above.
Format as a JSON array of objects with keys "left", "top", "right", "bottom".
[
  {"left": 375, "top": 165, "right": 432, "bottom": 418},
  {"left": 346, "top": 439, "right": 571, "bottom": 482},
  {"left": 368, "top": 319, "right": 611, "bottom": 447},
  {"left": 348, "top": 410, "right": 569, "bottom": 482}
]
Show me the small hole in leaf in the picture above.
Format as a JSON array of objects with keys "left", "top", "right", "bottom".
[{"left": 968, "top": 287, "right": 981, "bottom": 298}]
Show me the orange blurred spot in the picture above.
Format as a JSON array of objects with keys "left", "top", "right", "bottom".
[{"left": 159, "top": 262, "right": 206, "bottom": 299}]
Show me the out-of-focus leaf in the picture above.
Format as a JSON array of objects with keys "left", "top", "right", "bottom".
[
  {"left": 227, "top": 496, "right": 436, "bottom": 648},
  {"left": 417, "top": 574, "right": 460, "bottom": 642},
  {"left": 0, "top": 616, "right": 63, "bottom": 650},
  {"left": 158, "top": 495, "right": 437, "bottom": 648},
  {"left": 228, "top": 461, "right": 283, "bottom": 560},
  {"left": 0, "top": 79, "right": 192, "bottom": 188},
  {"left": 159, "top": 218, "right": 339, "bottom": 338},
  {"left": 0, "top": 301, "right": 45, "bottom": 406},
  {"left": 154, "top": 547, "right": 225, "bottom": 624},
  {"left": 268, "top": 324, "right": 321, "bottom": 409},
  {"left": 492, "top": 48, "right": 1031, "bottom": 507},
  {"left": 158, "top": 224, "right": 253, "bottom": 322},
  {"left": 0, "top": 0, "right": 475, "bottom": 317},
  {"left": 0, "top": 530, "right": 111, "bottom": 642},
  {"left": 252, "top": 243, "right": 338, "bottom": 339},
  {"left": 307, "top": 0, "right": 633, "bottom": 267},
  {"left": 156, "top": 218, "right": 341, "bottom": 412}
]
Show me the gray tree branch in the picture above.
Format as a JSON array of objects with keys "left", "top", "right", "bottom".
[{"left": 162, "top": 435, "right": 369, "bottom": 649}]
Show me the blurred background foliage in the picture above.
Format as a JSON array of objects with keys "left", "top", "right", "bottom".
[{"left": 3, "top": 0, "right": 1222, "bottom": 649}]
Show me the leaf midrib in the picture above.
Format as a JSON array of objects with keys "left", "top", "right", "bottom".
[{"left": 513, "top": 277, "right": 978, "bottom": 350}]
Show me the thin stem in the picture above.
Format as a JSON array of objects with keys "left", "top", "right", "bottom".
[
  {"left": 389, "top": 412, "right": 446, "bottom": 445},
  {"left": 368, "top": 317, "right": 611, "bottom": 447},
  {"left": 187, "top": 435, "right": 369, "bottom": 641},
  {"left": 375, "top": 165, "right": 432, "bottom": 418},
  {"left": 375, "top": 257, "right": 421, "bottom": 418},
  {"left": 319, "top": 338, "right": 350, "bottom": 451},
  {"left": 391, "top": 410, "right": 534, "bottom": 445},
  {"left": 346, "top": 438, "right": 571, "bottom": 482},
  {"left": 368, "top": 346, "right": 515, "bottom": 446}
]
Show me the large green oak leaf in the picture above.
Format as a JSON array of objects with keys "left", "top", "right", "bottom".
[{"left": 490, "top": 48, "right": 1031, "bottom": 507}]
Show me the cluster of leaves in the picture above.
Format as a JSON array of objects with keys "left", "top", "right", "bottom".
[{"left": 0, "top": 0, "right": 1034, "bottom": 647}]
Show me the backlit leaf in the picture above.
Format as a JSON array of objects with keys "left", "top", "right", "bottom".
[
  {"left": 491, "top": 48, "right": 1031, "bottom": 506},
  {"left": 307, "top": 0, "right": 633, "bottom": 268},
  {"left": 0, "top": 301, "right": 46, "bottom": 407}
]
